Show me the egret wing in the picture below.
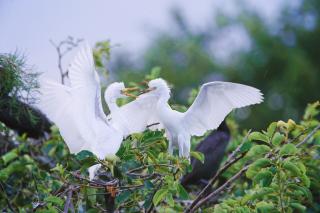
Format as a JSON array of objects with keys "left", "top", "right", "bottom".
[
  {"left": 39, "top": 80, "right": 91, "bottom": 153},
  {"left": 68, "top": 44, "right": 108, "bottom": 123},
  {"left": 111, "top": 93, "right": 163, "bottom": 136},
  {"left": 182, "top": 82, "right": 263, "bottom": 136}
]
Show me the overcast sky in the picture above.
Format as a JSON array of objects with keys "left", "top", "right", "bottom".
[{"left": 0, "top": 0, "right": 298, "bottom": 81}]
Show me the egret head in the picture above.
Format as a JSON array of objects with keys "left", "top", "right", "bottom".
[
  {"left": 147, "top": 78, "right": 170, "bottom": 100},
  {"left": 104, "top": 82, "right": 126, "bottom": 101}
]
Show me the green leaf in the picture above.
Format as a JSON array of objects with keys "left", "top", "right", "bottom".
[
  {"left": 240, "top": 141, "right": 252, "bottom": 153},
  {"left": 300, "top": 173, "right": 311, "bottom": 187},
  {"left": 249, "top": 132, "right": 269, "bottom": 143},
  {"left": 289, "top": 203, "right": 306, "bottom": 212},
  {"left": 50, "top": 163, "right": 65, "bottom": 175},
  {"left": 116, "top": 191, "right": 131, "bottom": 204},
  {"left": 296, "top": 162, "right": 306, "bottom": 174},
  {"left": 177, "top": 184, "right": 189, "bottom": 199},
  {"left": 253, "top": 170, "right": 273, "bottom": 187},
  {"left": 251, "top": 187, "right": 275, "bottom": 201},
  {"left": 190, "top": 151, "right": 204, "bottom": 163},
  {"left": 246, "top": 165, "right": 259, "bottom": 179},
  {"left": 256, "top": 201, "right": 275, "bottom": 212},
  {"left": 166, "top": 193, "right": 174, "bottom": 207},
  {"left": 44, "top": 196, "right": 64, "bottom": 207},
  {"left": 272, "top": 132, "right": 285, "bottom": 146},
  {"left": 146, "top": 66, "right": 161, "bottom": 80},
  {"left": 287, "top": 184, "right": 312, "bottom": 202},
  {"left": 153, "top": 189, "right": 169, "bottom": 206},
  {"left": 248, "top": 145, "right": 271, "bottom": 156},
  {"left": 283, "top": 161, "right": 301, "bottom": 176},
  {"left": 251, "top": 158, "right": 272, "bottom": 169},
  {"left": 267, "top": 122, "right": 277, "bottom": 138},
  {"left": 1, "top": 149, "right": 18, "bottom": 165},
  {"left": 0, "top": 161, "right": 24, "bottom": 181},
  {"left": 76, "top": 150, "right": 95, "bottom": 161},
  {"left": 279, "top": 144, "right": 298, "bottom": 156}
]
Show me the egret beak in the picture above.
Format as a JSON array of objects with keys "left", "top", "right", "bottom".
[
  {"left": 122, "top": 87, "right": 139, "bottom": 92},
  {"left": 120, "top": 87, "right": 139, "bottom": 98},
  {"left": 140, "top": 87, "right": 156, "bottom": 94}
]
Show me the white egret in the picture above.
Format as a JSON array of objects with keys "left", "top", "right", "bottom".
[
  {"left": 39, "top": 45, "right": 147, "bottom": 179},
  {"left": 140, "top": 78, "right": 263, "bottom": 158}
]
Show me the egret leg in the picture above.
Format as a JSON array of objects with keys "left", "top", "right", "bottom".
[
  {"left": 178, "top": 134, "right": 187, "bottom": 158},
  {"left": 166, "top": 131, "right": 174, "bottom": 155},
  {"left": 183, "top": 135, "right": 191, "bottom": 159},
  {"left": 178, "top": 134, "right": 191, "bottom": 159}
]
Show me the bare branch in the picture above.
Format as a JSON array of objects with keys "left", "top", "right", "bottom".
[
  {"left": 189, "top": 165, "right": 249, "bottom": 212},
  {"left": 296, "top": 124, "right": 320, "bottom": 147},
  {"left": 63, "top": 187, "right": 73, "bottom": 213},
  {"left": 50, "top": 37, "right": 83, "bottom": 84},
  {"left": 185, "top": 130, "right": 251, "bottom": 212}
]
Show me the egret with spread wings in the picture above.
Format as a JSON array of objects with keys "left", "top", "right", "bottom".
[
  {"left": 39, "top": 44, "right": 157, "bottom": 178},
  {"left": 141, "top": 78, "right": 263, "bottom": 158}
]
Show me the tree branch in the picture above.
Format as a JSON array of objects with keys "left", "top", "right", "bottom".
[
  {"left": 185, "top": 130, "right": 251, "bottom": 212},
  {"left": 296, "top": 124, "right": 320, "bottom": 147},
  {"left": 63, "top": 187, "right": 73, "bottom": 213},
  {"left": 189, "top": 165, "right": 249, "bottom": 212},
  {"left": 50, "top": 37, "right": 83, "bottom": 84}
]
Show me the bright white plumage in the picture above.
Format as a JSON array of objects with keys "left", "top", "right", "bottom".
[
  {"left": 39, "top": 44, "right": 153, "bottom": 179},
  {"left": 140, "top": 78, "right": 264, "bottom": 157}
]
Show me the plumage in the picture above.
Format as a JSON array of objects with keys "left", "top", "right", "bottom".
[
  {"left": 141, "top": 78, "right": 263, "bottom": 157},
  {"left": 39, "top": 44, "right": 153, "bottom": 179},
  {"left": 109, "top": 93, "right": 163, "bottom": 136}
]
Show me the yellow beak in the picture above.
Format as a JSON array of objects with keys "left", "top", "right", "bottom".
[{"left": 120, "top": 87, "right": 139, "bottom": 98}]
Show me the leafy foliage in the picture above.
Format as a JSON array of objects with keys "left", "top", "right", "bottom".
[{"left": 211, "top": 101, "right": 320, "bottom": 213}]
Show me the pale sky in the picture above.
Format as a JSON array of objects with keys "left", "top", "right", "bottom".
[{"left": 0, "top": 0, "right": 298, "bottom": 81}]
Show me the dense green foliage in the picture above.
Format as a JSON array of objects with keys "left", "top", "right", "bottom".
[{"left": 0, "top": 53, "right": 39, "bottom": 102}]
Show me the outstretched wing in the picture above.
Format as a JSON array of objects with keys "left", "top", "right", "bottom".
[
  {"left": 39, "top": 80, "right": 91, "bottom": 153},
  {"left": 110, "top": 93, "right": 163, "bottom": 136},
  {"left": 68, "top": 43, "right": 108, "bottom": 124},
  {"left": 182, "top": 82, "right": 263, "bottom": 136},
  {"left": 39, "top": 45, "right": 111, "bottom": 154}
]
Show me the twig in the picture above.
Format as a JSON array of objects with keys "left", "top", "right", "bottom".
[
  {"left": 126, "top": 163, "right": 175, "bottom": 174},
  {"left": 50, "top": 37, "right": 83, "bottom": 84},
  {"left": 126, "top": 172, "right": 161, "bottom": 180},
  {"left": 147, "top": 122, "right": 160, "bottom": 128},
  {"left": 185, "top": 130, "right": 251, "bottom": 212},
  {"left": 63, "top": 187, "right": 73, "bottom": 213},
  {"left": 189, "top": 165, "right": 249, "bottom": 212},
  {"left": 71, "top": 171, "right": 118, "bottom": 187},
  {"left": 296, "top": 124, "right": 320, "bottom": 147}
]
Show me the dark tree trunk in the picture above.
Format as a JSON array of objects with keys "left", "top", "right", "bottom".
[{"left": 0, "top": 95, "right": 51, "bottom": 138}]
